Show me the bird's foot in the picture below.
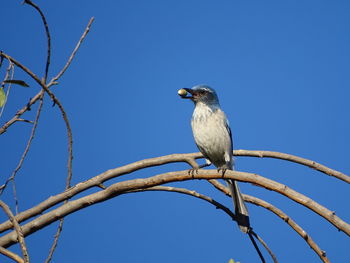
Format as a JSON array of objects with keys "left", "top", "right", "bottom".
[
  {"left": 217, "top": 168, "right": 227, "bottom": 178},
  {"left": 188, "top": 168, "right": 199, "bottom": 178}
]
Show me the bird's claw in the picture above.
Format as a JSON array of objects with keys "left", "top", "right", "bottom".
[
  {"left": 188, "top": 168, "right": 199, "bottom": 178},
  {"left": 217, "top": 168, "right": 227, "bottom": 177}
]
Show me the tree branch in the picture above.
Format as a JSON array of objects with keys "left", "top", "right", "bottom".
[
  {"left": 0, "top": 201, "right": 29, "bottom": 262},
  {"left": 0, "top": 153, "right": 204, "bottom": 233},
  {"left": 0, "top": 89, "right": 44, "bottom": 135},
  {"left": 47, "top": 17, "right": 95, "bottom": 87},
  {"left": 0, "top": 151, "right": 348, "bottom": 235},
  {"left": 0, "top": 97, "right": 44, "bottom": 196},
  {"left": 234, "top": 150, "right": 350, "bottom": 184},
  {"left": 208, "top": 179, "right": 329, "bottom": 263},
  {"left": 0, "top": 169, "right": 348, "bottom": 248},
  {"left": 129, "top": 185, "right": 237, "bottom": 220},
  {"left": 0, "top": 246, "right": 24, "bottom": 263},
  {"left": 24, "top": 0, "right": 51, "bottom": 82},
  {"left": 128, "top": 186, "right": 274, "bottom": 263},
  {"left": 248, "top": 230, "right": 278, "bottom": 263},
  {"left": 244, "top": 194, "right": 329, "bottom": 263}
]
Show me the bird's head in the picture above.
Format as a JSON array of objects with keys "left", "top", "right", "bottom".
[{"left": 178, "top": 85, "right": 220, "bottom": 106}]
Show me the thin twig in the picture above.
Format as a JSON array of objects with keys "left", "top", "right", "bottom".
[
  {"left": 249, "top": 230, "right": 278, "bottom": 263},
  {"left": 0, "top": 53, "right": 64, "bottom": 121},
  {"left": 0, "top": 97, "right": 44, "bottom": 195},
  {"left": 44, "top": 219, "right": 64, "bottom": 263},
  {"left": 128, "top": 186, "right": 270, "bottom": 263},
  {"left": 15, "top": 119, "right": 34, "bottom": 124},
  {"left": 44, "top": 16, "right": 96, "bottom": 263},
  {"left": 244, "top": 194, "right": 330, "bottom": 263},
  {"left": 0, "top": 201, "right": 29, "bottom": 262},
  {"left": 0, "top": 53, "right": 42, "bottom": 86},
  {"left": 23, "top": 0, "right": 51, "bottom": 82},
  {"left": 0, "top": 89, "right": 44, "bottom": 135},
  {"left": 43, "top": 88, "right": 74, "bottom": 263},
  {"left": 0, "top": 15, "right": 95, "bottom": 261},
  {"left": 48, "top": 17, "right": 95, "bottom": 87},
  {"left": 0, "top": 54, "right": 74, "bottom": 189},
  {"left": 247, "top": 230, "right": 266, "bottom": 263},
  {"left": 128, "top": 186, "right": 237, "bottom": 220},
  {"left": 208, "top": 180, "right": 330, "bottom": 263},
  {"left": 0, "top": 246, "right": 24, "bottom": 263}
]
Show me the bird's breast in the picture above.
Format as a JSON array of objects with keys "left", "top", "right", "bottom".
[{"left": 191, "top": 106, "right": 232, "bottom": 168}]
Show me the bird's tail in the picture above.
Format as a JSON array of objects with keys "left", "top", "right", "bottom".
[{"left": 226, "top": 179, "right": 250, "bottom": 233}]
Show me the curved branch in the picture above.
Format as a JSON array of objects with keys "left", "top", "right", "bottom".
[
  {"left": 48, "top": 17, "right": 95, "bottom": 87},
  {"left": 0, "top": 53, "right": 42, "bottom": 86},
  {"left": 0, "top": 89, "right": 44, "bottom": 135},
  {"left": 244, "top": 194, "right": 329, "bottom": 263},
  {"left": 248, "top": 231, "right": 278, "bottom": 263},
  {"left": 0, "top": 246, "right": 24, "bottom": 263},
  {"left": 0, "top": 151, "right": 348, "bottom": 234},
  {"left": 128, "top": 186, "right": 275, "bottom": 263},
  {"left": 234, "top": 150, "right": 350, "bottom": 184},
  {"left": 209, "top": 179, "right": 329, "bottom": 263},
  {"left": 0, "top": 170, "right": 348, "bottom": 248},
  {"left": 0, "top": 97, "right": 44, "bottom": 195},
  {"left": 0, "top": 153, "right": 201, "bottom": 233},
  {"left": 24, "top": 0, "right": 51, "bottom": 82},
  {"left": 129, "top": 186, "right": 237, "bottom": 220},
  {"left": 0, "top": 201, "right": 29, "bottom": 262}
]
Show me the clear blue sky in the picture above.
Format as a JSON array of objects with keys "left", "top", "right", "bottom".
[{"left": 1, "top": 0, "right": 350, "bottom": 262}]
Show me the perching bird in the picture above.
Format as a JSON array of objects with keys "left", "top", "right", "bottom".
[{"left": 178, "top": 85, "right": 250, "bottom": 233}]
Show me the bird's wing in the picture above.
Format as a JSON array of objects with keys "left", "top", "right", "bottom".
[{"left": 225, "top": 118, "right": 235, "bottom": 168}]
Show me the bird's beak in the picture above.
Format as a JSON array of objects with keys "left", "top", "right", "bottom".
[{"left": 178, "top": 88, "right": 194, "bottom": 99}]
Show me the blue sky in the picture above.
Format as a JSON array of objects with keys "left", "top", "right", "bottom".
[{"left": 1, "top": 0, "right": 350, "bottom": 262}]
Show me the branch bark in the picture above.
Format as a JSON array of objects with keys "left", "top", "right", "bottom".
[
  {"left": 0, "top": 151, "right": 348, "bottom": 235},
  {"left": 129, "top": 186, "right": 276, "bottom": 263},
  {"left": 234, "top": 150, "right": 350, "bottom": 184},
  {"left": 0, "top": 169, "right": 348, "bottom": 248},
  {"left": 210, "top": 179, "right": 329, "bottom": 262},
  {"left": 0, "top": 201, "right": 29, "bottom": 262},
  {"left": 0, "top": 246, "right": 24, "bottom": 263}
]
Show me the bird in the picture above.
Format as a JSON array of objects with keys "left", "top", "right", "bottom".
[{"left": 178, "top": 85, "right": 250, "bottom": 233}]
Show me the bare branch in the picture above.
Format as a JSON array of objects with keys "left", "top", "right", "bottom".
[
  {"left": 248, "top": 230, "right": 278, "bottom": 263},
  {"left": 129, "top": 185, "right": 237, "bottom": 220},
  {"left": 23, "top": 0, "right": 51, "bottom": 82},
  {"left": 244, "top": 194, "right": 330, "bottom": 263},
  {"left": 14, "top": 119, "right": 34, "bottom": 124},
  {"left": 0, "top": 246, "right": 24, "bottom": 263},
  {"left": 0, "top": 97, "right": 44, "bottom": 196},
  {"left": 0, "top": 153, "right": 206, "bottom": 233},
  {"left": 48, "top": 17, "right": 95, "bottom": 87},
  {"left": 0, "top": 53, "right": 42, "bottom": 87},
  {"left": 0, "top": 169, "right": 348, "bottom": 248},
  {"left": 129, "top": 186, "right": 274, "bottom": 263},
  {"left": 0, "top": 201, "right": 29, "bottom": 262},
  {"left": 44, "top": 219, "right": 64, "bottom": 263},
  {"left": 247, "top": 231, "right": 267, "bottom": 263},
  {"left": 0, "top": 151, "right": 348, "bottom": 235},
  {"left": 0, "top": 90, "right": 44, "bottom": 135},
  {"left": 208, "top": 180, "right": 330, "bottom": 263},
  {"left": 234, "top": 150, "right": 350, "bottom": 184}
]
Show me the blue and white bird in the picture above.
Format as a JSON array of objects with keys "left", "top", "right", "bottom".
[{"left": 178, "top": 85, "right": 250, "bottom": 233}]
